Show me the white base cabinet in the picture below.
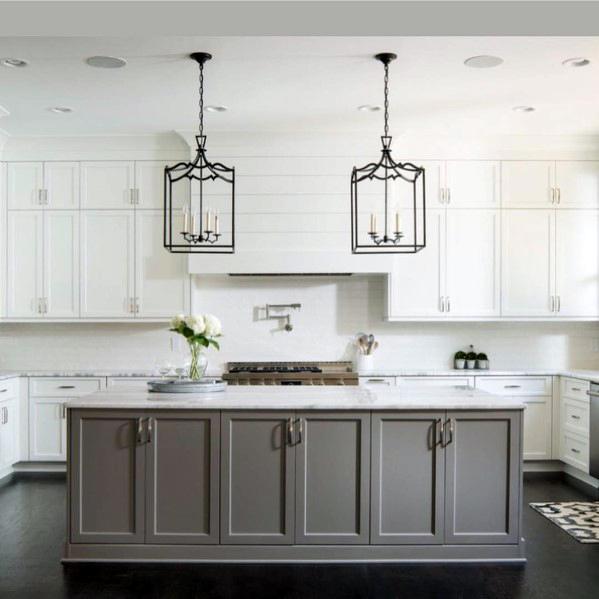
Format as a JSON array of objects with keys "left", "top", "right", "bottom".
[
  {"left": 0, "top": 379, "right": 20, "bottom": 472},
  {"left": 559, "top": 378, "right": 591, "bottom": 473},
  {"left": 475, "top": 376, "right": 553, "bottom": 460}
]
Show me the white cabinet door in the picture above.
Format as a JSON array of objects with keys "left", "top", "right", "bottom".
[
  {"left": 7, "top": 162, "right": 43, "bottom": 209},
  {"left": 521, "top": 397, "right": 553, "bottom": 460},
  {"left": 445, "top": 209, "right": 500, "bottom": 317},
  {"left": 80, "top": 210, "right": 135, "bottom": 317},
  {"left": 444, "top": 161, "right": 499, "bottom": 207},
  {"left": 387, "top": 209, "right": 444, "bottom": 318},
  {"left": 0, "top": 399, "right": 18, "bottom": 470},
  {"left": 501, "top": 210, "right": 555, "bottom": 317},
  {"left": 501, "top": 161, "right": 554, "bottom": 208},
  {"left": 44, "top": 211, "right": 80, "bottom": 318},
  {"left": 29, "top": 397, "right": 67, "bottom": 461},
  {"left": 6, "top": 211, "right": 44, "bottom": 317},
  {"left": 44, "top": 162, "right": 80, "bottom": 209},
  {"left": 556, "top": 161, "right": 599, "bottom": 208},
  {"left": 80, "top": 161, "right": 135, "bottom": 209},
  {"left": 555, "top": 210, "right": 599, "bottom": 317},
  {"left": 135, "top": 210, "right": 189, "bottom": 318}
]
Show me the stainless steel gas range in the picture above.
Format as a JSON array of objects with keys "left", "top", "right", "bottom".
[{"left": 222, "top": 361, "right": 358, "bottom": 386}]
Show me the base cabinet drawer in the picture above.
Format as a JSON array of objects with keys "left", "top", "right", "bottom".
[
  {"left": 0, "top": 378, "right": 20, "bottom": 399},
  {"left": 562, "top": 397, "right": 590, "bottom": 437},
  {"left": 30, "top": 377, "right": 103, "bottom": 397},
  {"left": 475, "top": 376, "right": 552, "bottom": 396},
  {"left": 561, "top": 431, "right": 590, "bottom": 473},
  {"left": 359, "top": 377, "right": 396, "bottom": 387},
  {"left": 397, "top": 377, "right": 474, "bottom": 388},
  {"left": 561, "top": 378, "right": 590, "bottom": 403}
]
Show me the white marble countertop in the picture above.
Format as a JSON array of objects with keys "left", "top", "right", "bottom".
[{"left": 65, "top": 385, "right": 526, "bottom": 411}]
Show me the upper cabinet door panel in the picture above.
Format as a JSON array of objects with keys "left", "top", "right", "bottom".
[
  {"left": 44, "top": 162, "right": 80, "bottom": 209},
  {"left": 6, "top": 211, "right": 43, "bottom": 318},
  {"left": 81, "top": 162, "right": 135, "bottom": 209},
  {"left": 445, "top": 161, "right": 499, "bottom": 208},
  {"left": 501, "top": 161, "right": 554, "bottom": 208},
  {"left": 80, "top": 210, "right": 135, "bottom": 318},
  {"left": 445, "top": 209, "right": 500, "bottom": 317},
  {"left": 556, "top": 161, "right": 599, "bottom": 208},
  {"left": 395, "top": 160, "right": 443, "bottom": 209},
  {"left": 135, "top": 210, "right": 189, "bottom": 318},
  {"left": 555, "top": 210, "right": 599, "bottom": 317},
  {"left": 387, "top": 209, "right": 444, "bottom": 319},
  {"left": 44, "top": 211, "right": 80, "bottom": 318},
  {"left": 7, "top": 162, "right": 43, "bottom": 209},
  {"left": 135, "top": 161, "right": 186, "bottom": 210},
  {"left": 501, "top": 209, "right": 555, "bottom": 317}
]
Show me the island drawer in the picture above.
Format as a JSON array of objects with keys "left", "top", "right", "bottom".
[
  {"left": 561, "top": 378, "right": 590, "bottom": 403},
  {"left": 0, "top": 378, "right": 20, "bottom": 399},
  {"left": 30, "top": 377, "right": 103, "bottom": 397},
  {"left": 475, "top": 376, "right": 551, "bottom": 396}
]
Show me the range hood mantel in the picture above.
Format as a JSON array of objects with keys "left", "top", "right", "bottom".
[{"left": 188, "top": 251, "right": 395, "bottom": 275}]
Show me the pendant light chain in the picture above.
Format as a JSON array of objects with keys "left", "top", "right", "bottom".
[
  {"left": 383, "top": 61, "right": 389, "bottom": 138},
  {"left": 198, "top": 60, "right": 204, "bottom": 138}
]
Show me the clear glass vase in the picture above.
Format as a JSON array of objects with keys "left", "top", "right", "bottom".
[{"left": 188, "top": 340, "right": 208, "bottom": 381}]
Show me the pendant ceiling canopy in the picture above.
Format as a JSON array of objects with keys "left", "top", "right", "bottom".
[
  {"left": 164, "top": 52, "right": 235, "bottom": 254},
  {"left": 351, "top": 53, "right": 426, "bottom": 254}
]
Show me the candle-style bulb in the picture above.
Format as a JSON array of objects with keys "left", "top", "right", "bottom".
[{"left": 214, "top": 213, "right": 220, "bottom": 235}]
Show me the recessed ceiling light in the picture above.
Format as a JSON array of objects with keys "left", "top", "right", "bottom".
[
  {"left": 512, "top": 106, "right": 535, "bottom": 113},
  {"left": 85, "top": 56, "right": 127, "bottom": 69},
  {"left": 205, "top": 105, "right": 227, "bottom": 113},
  {"left": 1, "top": 58, "right": 28, "bottom": 68},
  {"left": 358, "top": 104, "right": 381, "bottom": 112},
  {"left": 464, "top": 55, "right": 504, "bottom": 69},
  {"left": 48, "top": 106, "right": 73, "bottom": 114},
  {"left": 562, "top": 57, "right": 590, "bottom": 68}
]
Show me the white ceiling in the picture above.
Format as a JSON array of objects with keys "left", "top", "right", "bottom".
[{"left": 1, "top": 36, "right": 599, "bottom": 137}]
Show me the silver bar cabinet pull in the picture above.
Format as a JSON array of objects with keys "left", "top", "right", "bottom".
[
  {"left": 287, "top": 417, "right": 294, "bottom": 445},
  {"left": 136, "top": 418, "right": 143, "bottom": 444},
  {"left": 147, "top": 417, "right": 153, "bottom": 443},
  {"left": 295, "top": 418, "right": 303, "bottom": 444}
]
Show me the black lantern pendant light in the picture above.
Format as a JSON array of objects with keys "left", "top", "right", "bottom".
[
  {"left": 351, "top": 53, "right": 426, "bottom": 254},
  {"left": 164, "top": 52, "right": 235, "bottom": 254}
]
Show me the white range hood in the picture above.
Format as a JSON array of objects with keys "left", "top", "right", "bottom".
[{"left": 188, "top": 251, "right": 395, "bottom": 275}]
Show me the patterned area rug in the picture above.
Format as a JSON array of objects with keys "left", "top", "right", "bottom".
[{"left": 530, "top": 502, "right": 599, "bottom": 543}]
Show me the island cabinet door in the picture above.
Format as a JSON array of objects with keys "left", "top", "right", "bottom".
[
  {"left": 295, "top": 412, "right": 370, "bottom": 544},
  {"left": 444, "top": 411, "right": 521, "bottom": 545},
  {"left": 144, "top": 412, "right": 220, "bottom": 544},
  {"left": 370, "top": 412, "right": 445, "bottom": 545},
  {"left": 221, "top": 412, "right": 295, "bottom": 544},
  {"left": 69, "top": 410, "right": 146, "bottom": 544}
]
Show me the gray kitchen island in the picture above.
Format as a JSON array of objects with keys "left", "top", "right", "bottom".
[{"left": 63, "top": 385, "right": 525, "bottom": 563}]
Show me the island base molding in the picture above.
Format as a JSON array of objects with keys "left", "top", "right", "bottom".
[{"left": 62, "top": 541, "right": 526, "bottom": 563}]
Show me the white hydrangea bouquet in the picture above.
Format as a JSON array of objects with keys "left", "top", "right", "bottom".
[{"left": 170, "top": 314, "right": 222, "bottom": 380}]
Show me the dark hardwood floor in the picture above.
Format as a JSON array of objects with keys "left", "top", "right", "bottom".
[{"left": 0, "top": 476, "right": 597, "bottom": 598}]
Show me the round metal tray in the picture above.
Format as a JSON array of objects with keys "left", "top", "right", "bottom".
[{"left": 147, "top": 378, "right": 227, "bottom": 393}]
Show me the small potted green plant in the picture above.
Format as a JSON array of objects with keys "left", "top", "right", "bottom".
[
  {"left": 465, "top": 346, "right": 477, "bottom": 369},
  {"left": 454, "top": 351, "right": 467, "bottom": 370},
  {"left": 477, "top": 352, "right": 489, "bottom": 370}
]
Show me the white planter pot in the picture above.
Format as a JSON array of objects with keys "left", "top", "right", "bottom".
[
  {"left": 477, "top": 360, "right": 489, "bottom": 370},
  {"left": 466, "top": 360, "right": 477, "bottom": 369},
  {"left": 454, "top": 359, "right": 466, "bottom": 370},
  {"left": 356, "top": 354, "right": 374, "bottom": 374}
]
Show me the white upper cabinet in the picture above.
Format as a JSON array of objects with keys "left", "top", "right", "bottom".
[
  {"left": 7, "top": 211, "right": 44, "bottom": 317},
  {"left": 7, "top": 162, "right": 79, "bottom": 209},
  {"left": 444, "top": 161, "right": 499, "bottom": 208},
  {"left": 135, "top": 161, "right": 187, "bottom": 210},
  {"left": 501, "top": 161, "right": 554, "bottom": 208},
  {"left": 80, "top": 210, "right": 135, "bottom": 317},
  {"left": 555, "top": 210, "right": 599, "bottom": 317},
  {"left": 501, "top": 210, "right": 555, "bottom": 317},
  {"left": 44, "top": 162, "right": 80, "bottom": 209},
  {"left": 555, "top": 161, "right": 599, "bottom": 208},
  {"left": 80, "top": 161, "right": 135, "bottom": 209},
  {"left": 445, "top": 209, "right": 500, "bottom": 317},
  {"left": 44, "top": 211, "right": 80, "bottom": 318},
  {"left": 387, "top": 209, "right": 444, "bottom": 318},
  {"left": 135, "top": 210, "right": 189, "bottom": 317},
  {"left": 7, "top": 162, "right": 44, "bottom": 209}
]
